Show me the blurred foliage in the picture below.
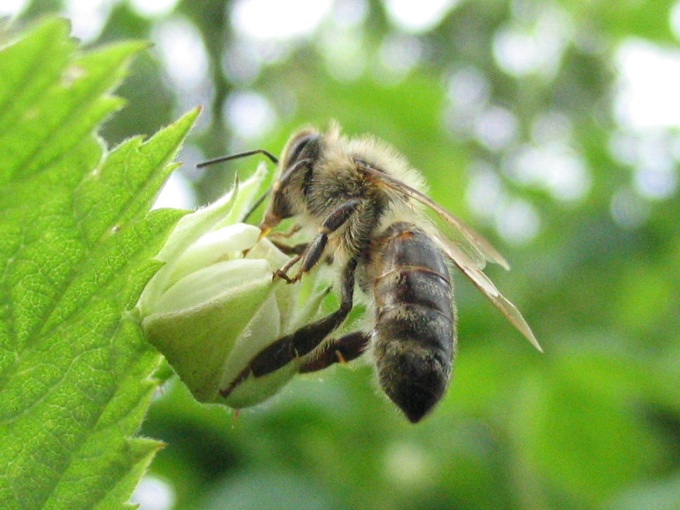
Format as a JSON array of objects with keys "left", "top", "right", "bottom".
[{"left": 6, "top": 0, "right": 680, "bottom": 509}]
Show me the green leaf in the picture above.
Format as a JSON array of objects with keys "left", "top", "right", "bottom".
[{"left": 0, "top": 19, "right": 198, "bottom": 509}]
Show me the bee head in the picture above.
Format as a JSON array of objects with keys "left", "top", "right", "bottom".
[{"left": 260, "top": 129, "right": 322, "bottom": 232}]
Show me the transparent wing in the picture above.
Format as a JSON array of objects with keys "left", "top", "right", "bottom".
[
  {"left": 357, "top": 161, "right": 541, "bottom": 351},
  {"left": 357, "top": 161, "right": 508, "bottom": 270},
  {"left": 440, "top": 240, "right": 542, "bottom": 352}
]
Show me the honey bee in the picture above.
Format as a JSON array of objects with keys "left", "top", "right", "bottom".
[{"left": 199, "top": 123, "right": 541, "bottom": 422}]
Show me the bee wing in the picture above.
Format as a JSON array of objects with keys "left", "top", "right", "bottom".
[
  {"left": 357, "top": 162, "right": 508, "bottom": 270},
  {"left": 442, "top": 240, "right": 542, "bottom": 351},
  {"left": 358, "top": 161, "right": 541, "bottom": 351}
]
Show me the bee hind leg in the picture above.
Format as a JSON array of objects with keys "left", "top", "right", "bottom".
[
  {"left": 221, "top": 257, "right": 358, "bottom": 398},
  {"left": 299, "top": 331, "right": 370, "bottom": 373}
]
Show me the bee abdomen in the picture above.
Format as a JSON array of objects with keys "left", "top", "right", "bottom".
[{"left": 371, "top": 223, "right": 455, "bottom": 423}]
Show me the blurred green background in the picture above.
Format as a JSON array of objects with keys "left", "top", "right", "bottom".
[{"left": 4, "top": 1, "right": 680, "bottom": 509}]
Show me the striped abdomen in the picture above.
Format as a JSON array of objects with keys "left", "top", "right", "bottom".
[{"left": 370, "top": 222, "right": 455, "bottom": 422}]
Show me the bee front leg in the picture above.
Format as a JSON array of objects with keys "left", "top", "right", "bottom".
[
  {"left": 270, "top": 239, "right": 308, "bottom": 256},
  {"left": 269, "top": 225, "right": 307, "bottom": 257},
  {"left": 221, "top": 257, "right": 358, "bottom": 398},
  {"left": 270, "top": 224, "right": 302, "bottom": 239},
  {"left": 275, "top": 198, "right": 361, "bottom": 283},
  {"left": 273, "top": 254, "right": 302, "bottom": 283}
]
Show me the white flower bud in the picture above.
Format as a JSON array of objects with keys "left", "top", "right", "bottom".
[{"left": 138, "top": 165, "right": 326, "bottom": 409}]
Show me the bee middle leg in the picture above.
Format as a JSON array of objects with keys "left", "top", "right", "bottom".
[
  {"left": 274, "top": 198, "right": 361, "bottom": 283},
  {"left": 220, "top": 257, "right": 358, "bottom": 398}
]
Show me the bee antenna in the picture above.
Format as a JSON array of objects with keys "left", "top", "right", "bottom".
[
  {"left": 241, "top": 187, "right": 271, "bottom": 223},
  {"left": 196, "top": 149, "right": 279, "bottom": 168}
]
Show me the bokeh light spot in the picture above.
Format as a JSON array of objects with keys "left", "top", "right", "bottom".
[{"left": 231, "top": 0, "right": 333, "bottom": 40}]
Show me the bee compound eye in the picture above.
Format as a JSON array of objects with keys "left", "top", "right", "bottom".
[
  {"left": 286, "top": 133, "right": 321, "bottom": 167},
  {"left": 273, "top": 192, "right": 291, "bottom": 218}
]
